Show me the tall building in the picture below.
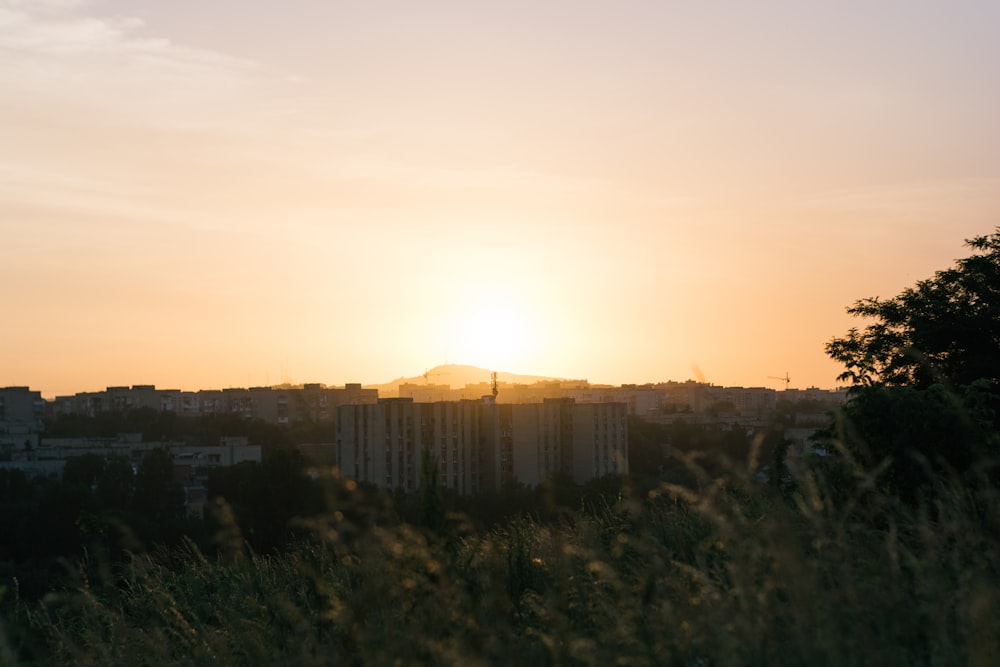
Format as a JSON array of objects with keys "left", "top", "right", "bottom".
[
  {"left": 336, "top": 397, "right": 628, "bottom": 494},
  {"left": 337, "top": 398, "right": 483, "bottom": 494},
  {"left": 0, "top": 386, "right": 46, "bottom": 455},
  {"left": 478, "top": 398, "right": 628, "bottom": 488}
]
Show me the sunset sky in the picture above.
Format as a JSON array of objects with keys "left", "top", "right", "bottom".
[{"left": 3, "top": 0, "right": 999, "bottom": 398}]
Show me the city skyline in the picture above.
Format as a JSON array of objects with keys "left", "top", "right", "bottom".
[
  {"left": 12, "top": 362, "right": 848, "bottom": 402},
  {"left": 3, "top": 1, "right": 999, "bottom": 398}
]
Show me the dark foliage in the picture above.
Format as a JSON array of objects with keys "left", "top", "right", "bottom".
[
  {"left": 827, "top": 229, "right": 1000, "bottom": 390},
  {"left": 206, "top": 447, "right": 324, "bottom": 553},
  {"left": 133, "top": 448, "right": 185, "bottom": 524},
  {"left": 824, "top": 230, "right": 1000, "bottom": 499}
]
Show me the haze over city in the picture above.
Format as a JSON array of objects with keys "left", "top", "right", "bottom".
[{"left": 3, "top": 1, "right": 999, "bottom": 398}]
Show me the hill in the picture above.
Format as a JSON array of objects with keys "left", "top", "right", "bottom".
[{"left": 366, "top": 364, "right": 586, "bottom": 398}]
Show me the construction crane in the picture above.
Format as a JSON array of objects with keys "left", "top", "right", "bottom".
[
  {"left": 490, "top": 371, "right": 499, "bottom": 400},
  {"left": 768, "top": 373, "right": 791, "bottom": 390}
]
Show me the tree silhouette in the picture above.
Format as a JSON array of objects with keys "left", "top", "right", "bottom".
[
  {"left": 419, "top": 449, "right": 446, "bottom": 534},
  {"left": 61, "top": 453, "right": 106, "bottom": 490},
  {"left": 98, "top": 455, "right": 135, "bottom": 510},
  {"left": 827, "top": 229, "right": 1000, "bottom": 390},
  {"left": 133, "top": 448, "right": 183, "bottom": 523},
  {"left": 825, "top": 230, "right": 1000, "bottom": 500}
]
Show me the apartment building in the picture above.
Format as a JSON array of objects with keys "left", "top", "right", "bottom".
[
  {"left": 337, "top": 397, "right": 628, "bottom": 494},
  {"left": 337, "top": 398, "right": 483, "bottom": 494},
  {"left": 51, "top": 383, "right": 377, "bottom": 423},
  {"left": 0, "top": 386, "right": 46, "bottom": 455}
]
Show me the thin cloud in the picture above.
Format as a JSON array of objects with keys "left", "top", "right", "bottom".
[
  {"left": 0, "top": 1, "right": 251, "bottom": 64},
  {"left": 0, "top": 0, "right": 286, "bottom": 127}
]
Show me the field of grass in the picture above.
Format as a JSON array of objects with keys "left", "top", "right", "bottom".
[{"left": 3, "top": 440, "right": 998, "bottom": 667}]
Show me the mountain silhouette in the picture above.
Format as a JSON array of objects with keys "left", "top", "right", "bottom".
[{"left": 366, "top": 364, "right": 585, "bottom": 398}]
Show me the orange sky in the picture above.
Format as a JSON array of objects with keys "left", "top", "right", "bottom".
[{"left": 2, "top": 1, "right": 999, "bottom": 398}]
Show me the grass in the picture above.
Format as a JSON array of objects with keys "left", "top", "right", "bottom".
[{"left": 3, "top": 449, "right": 999, "bottom": 666}]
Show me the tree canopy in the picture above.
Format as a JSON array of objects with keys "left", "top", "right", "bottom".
[
  {"left": 827, "top": 230, "right": 1000, "bottom": 390},
  {"left": 824, "top": 230, "right": 1000, "bottom": 499}
]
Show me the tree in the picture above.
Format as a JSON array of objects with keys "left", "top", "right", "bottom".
[
  {"left": 206, "top": 448, "right": 322, "bottom": 552},
  {"left": 133, "top": 448, "right": 184, "bottom": 523},
  {"left": 826, "top": 229, "right": 1000, "bottom": 390},
  {"left": 832, "top": 383, "right": 995, "bottom": 501},
  {"left": 419, "top": 449, "right": 446, "bottom": 534},
  {"left": 824, "top": 230, "right": 1000, "bottom": 499},
  {"left": 627, "top": 416, "right": 667, "bottom": 478},
  {"left": 61, "top": 454, "right": 106, "bottom": 490},
  {"left": 98, "top": 455, "right": 135, "bottom": 510}
]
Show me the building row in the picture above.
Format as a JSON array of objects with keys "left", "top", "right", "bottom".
[
  {"left": 397, "top": 380, "right": 847, "bottom": 417},
  {"left": 3, "top": 380, "right": 845, "bottom": 433},
  {"left": 1, "top": 379, "right": 845, "bottom": 497},
  {"left": 3, "top": 386, "right": 628, "bottom": 495},
  {"left": 47, "top": 383, "right": 377, "bottom": 422}
]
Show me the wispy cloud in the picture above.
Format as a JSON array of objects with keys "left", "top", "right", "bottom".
[
  {"left": 0, "top": 0, "right": 312, "bottom": 226},
  {"left": 0, "top": 0, "right": 287, "bottom": 127},
  {"left": 0, "top": 0, "right": 250, "bottom": 63}
]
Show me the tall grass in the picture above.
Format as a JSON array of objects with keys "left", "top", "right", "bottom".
[{"left": 4, "top": 450, "right": 999, "bottom": 666}]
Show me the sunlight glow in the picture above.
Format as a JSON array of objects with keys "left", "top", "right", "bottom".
[
  {"left": 3, "top": 1, "right": 997, "bottom": 394},
  {"left": 447, "top": 300, "right": 532, "bottom": 373}
]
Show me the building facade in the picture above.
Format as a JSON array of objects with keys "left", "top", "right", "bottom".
[
  {"left": 336, "top": 397, "right": 628, "bottom": 494},
  {"left": 50, "top": 383, "right": 377, "bottom": 423},
  {"left": 0, "top": 386, "right": 46, "bottom": 456}
]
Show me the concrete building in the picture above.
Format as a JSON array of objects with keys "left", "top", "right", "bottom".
[
  {"left": 336, "top": 397, "right": 628, "bottom": 494},
  {"left": 0, "top": 386, "right": 45, "bottom": 430},
  {"left": 479, "top": 399, "right": 628, "bottom": 487},
  {"left": 337, "top": 398, "right": 483, "bottom": 494},
  {"left": 0, "top": 386, "right": 46, "bottom": 457},
  {"left": 51, "top": 383, "right": 377, "bottom": 424},
  {"left": 781, "top": 387, "right": 849, "bottom": 406}
]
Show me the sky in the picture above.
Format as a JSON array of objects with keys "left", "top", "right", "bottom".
[{"left": 2, "top": 0, "right": 999, "bottom": 398}]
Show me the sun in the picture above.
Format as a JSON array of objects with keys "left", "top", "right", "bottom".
[{"left": 447, "top": 301, "right": 532, "bottom": 372}]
